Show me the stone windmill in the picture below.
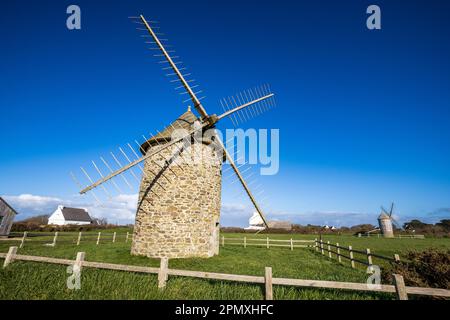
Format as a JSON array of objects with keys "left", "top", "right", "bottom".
[
  {"left": 74, "top": 15, "right": 275, "bottom": 259},
  {"left": 378, "top": 202, "right": 401, "bottom": 238}
]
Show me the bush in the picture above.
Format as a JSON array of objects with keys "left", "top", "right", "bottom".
[{"left": 382, "top": 249, "right": 450, "bottom": 291}]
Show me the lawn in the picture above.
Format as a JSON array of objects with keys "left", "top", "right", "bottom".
[{"left": 0, "top": 231, "right": 448, "bottom": 300}]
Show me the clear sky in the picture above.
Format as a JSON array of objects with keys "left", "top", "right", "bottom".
[{"left": 1, "top": 0, "right": 450, "bottom": 227}]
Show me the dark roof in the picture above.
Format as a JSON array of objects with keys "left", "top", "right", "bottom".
[
  {"left": 61, "top": 207, "right": 92, "bottom": 222},
  {"left": 140, "top": 107, "right": 198, "bottom": 154},
  {"left": 0, "top": 197, "right": 18, "bottom": 215}
]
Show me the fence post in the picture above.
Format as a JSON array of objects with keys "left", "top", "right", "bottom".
[
  {"left": 327, "top": 241, "right": 331, "bottom": 258},
  {"left": 314, "top": 238, "right": 318, "bottom": 252},
  {"left": 264, "top": 267, "right": 273, "bottom": 300},
  {"left": 394, "top": 254, "right": 400, "bottom": 262},
  {"left": 336, "top": 243, "right": 341, "bottom": 263},
  {"left": 96, "top": 232, "right": 101, "bottom": 245},
  {"left": 126, "top": 232, "right": 129, "bottom": 243},
  {"left": 266, "top": 237, "right": 269, "bottom": 249},
  {"left": 20, "top": 231, "right": 27, "bottom": 248},
  {"left": 77, "top": 232, "right": 82, "bottom": 246},
  {"left": 52, "top": 232, "right": 58, "bottom": 246},
  {"left": 366, "top": 248, "right": 373, "bottom": 265},
  {"left": 244, "top": 237, "right": 247, "bottom": 248},
  {"left": 74, "top": 252, "right": 85, "bottom": 271},
  {"left": 3, "top": 246, "right": 18, "bottom": 268},
  {"left": 320, "top": 239, "right": 324, "bottom": 255},
  {"left": 290, "top": 238, "right": 293, "bottom": 251},
  {"left": 158, "top": 257, "right": 169, "bottom": 289},
  {"left": 349, "top": 246, "right": 355, "bottom": 268},
  {"left": 393, "top": 274, "right": 408, "bottom": 300},
  {"left": 112, "top": 232, "right": 116, "bottom": 243},
  {"left": 222, "top": 236, "right": 225, "bottom": 247}
]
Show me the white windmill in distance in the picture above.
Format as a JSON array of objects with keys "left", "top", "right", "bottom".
[{"left": 378, "top": 202, "right": 401, "bottom": 238}]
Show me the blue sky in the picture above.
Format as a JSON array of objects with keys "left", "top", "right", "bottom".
[{"left": 1, "top": 0, "right": 450, "bottom": 226}]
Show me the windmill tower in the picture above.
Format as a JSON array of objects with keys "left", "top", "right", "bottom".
[
  {"left": 74, "top": 15, "right": 276, "bottom": 258},
  {"left": 378, "top": 202, "right": 401, "bottom": 238}
]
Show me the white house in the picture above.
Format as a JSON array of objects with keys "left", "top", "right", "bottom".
[
  {"left": 244, "top": 211, "right": 265, "bottom": 231},
  {"left": 244, "top": 212, "right": 292, "bottom": 231},
  {"left": 48, "top": 206, "right": 92, "bottom": 225},
  {"left": 0, "top": 197, "right": 18, "bottom": 237}
]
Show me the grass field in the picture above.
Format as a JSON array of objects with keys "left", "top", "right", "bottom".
[{"left": 0, "top": 231, "right": 448, "bottom": 300}]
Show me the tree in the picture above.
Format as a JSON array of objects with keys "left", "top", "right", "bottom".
[
  {"left": 436, "top": 219, "right": 450, "bottom": 232},
  {"left": 404, "top": 219, "right": 428, "bottom": 230}
]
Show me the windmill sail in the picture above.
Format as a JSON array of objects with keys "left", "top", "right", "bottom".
[
  {"left": 72, "top": 14, "right": 276, "bottom": 258},
  {"left": 214, "top": 135, "right": 269, "bottom": 228},
  {"left": 79, "top": 90, "right": 274, "bottom": 195},
  {"left": 139, "top": 15, "right": 208, "bottom": 119}
]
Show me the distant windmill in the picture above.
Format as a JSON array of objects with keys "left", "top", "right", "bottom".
[
  {"left": 378, "top": 202, "right": 401, "bottom": 238},
  {"left": 72, "top": 14, "right": 276, "bottom": 259}
]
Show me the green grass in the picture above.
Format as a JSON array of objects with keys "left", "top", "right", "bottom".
[{"left": 0, "top": 232, "right": 448, "bottom": 300}]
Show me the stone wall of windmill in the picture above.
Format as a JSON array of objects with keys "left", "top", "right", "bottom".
[
  {"left": 378, "top": 213, "right": 394, "bottom": 238},
  {"left": 131, "top": 136, "right": 223, "bottom": 259}
]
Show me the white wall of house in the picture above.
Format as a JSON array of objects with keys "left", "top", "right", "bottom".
[
  {"left": 48, "top": 206, "right": 91, "bottom": 226},
  {"left": 64, "top": 220, "right": 91, "bottom": 225},
  {"left": 48, "top": 206, "right": 65, "bottom": 225}
]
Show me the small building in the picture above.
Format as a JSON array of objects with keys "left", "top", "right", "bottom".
[
  {"left": 0, "top": 197, "right": 18, "bottom": 237},
  {"left": 48, "top": 206, "right": 92, "bottom": 226},
  {"left": 244, "top": 212, "right": 292, "bottom": 231},
  {"left": 268, "top": 220, "right": 292, "bottom": 230},
  {"left": 244, "top": 211, "right": 265, "bottom": 231}
]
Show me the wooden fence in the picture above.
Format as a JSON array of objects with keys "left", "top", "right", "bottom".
[
  {"left": 1, "top": 246, "right": 449, "bottom": 300},
  {"left": 357, "top": 233, "right": 425, "bottom": 239},
  {"left": 222, "top": 236, "right": 314, "bottom": 250},
  {"left": 4, "top": 233, "right": 316, "bottom": 251},
  {"left": 4, "top": 231, "right": 131, "bottom": 248},
  {"left": 314, "top": 239, "right": 400, "bottom": 268}
]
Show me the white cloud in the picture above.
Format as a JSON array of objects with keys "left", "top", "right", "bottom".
[
  {"left": 6, "top": 193, "right": 444, "bottom": 228},
  {"left": 2, "top": 194, "right": 63, "bottom": 216},
  {"left": 1, "top": 193, "right": 138, "bottom": 225},
  {"left": 276, "top": 211, "right": 376, "bottom": 227},
  {"left": 3, "top": 194, "right": 62, "bottom": 208},
  {"left": 221, "top": 203, "right": 250, "bottom": 215},
  {"left": 220, "top": 203, "right": 253, "bottom": 227},
  {"left": 427, "top": 208, "right": 450, "bottom": 219},
  {"left": 83, "top": 194, "right": 138, "bottom": 224}
]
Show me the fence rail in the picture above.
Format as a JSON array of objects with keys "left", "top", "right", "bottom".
[
  {"left": 222, "top": 236, "right": 314, "bottom": 250},
  {"left": 1, "top": 246, "right": 449, "bottom": 300},
  {"left": 314, "top": 239, "right": 400, "bottom": 268},
  {"left": 4, "top": 233, "right": 315, "bottom": 252},
  {"left": 2, "top": 231, "right": 131, "bottom": 248},
  {"left": 358, "top": 233, "right": 425, "bottom": 239}
]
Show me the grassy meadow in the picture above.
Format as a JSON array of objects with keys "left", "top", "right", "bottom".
[{"left": 0, "top": 231, "right": 448, "bottom": 300}]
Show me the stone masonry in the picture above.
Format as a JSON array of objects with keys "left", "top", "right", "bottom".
[{"left": 131, "top": 109, "right": 223, "bottom": 258}]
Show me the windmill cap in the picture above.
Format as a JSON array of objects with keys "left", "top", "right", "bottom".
[
  {"left": 139, "top": 107, "right": 216, "bottom": 155},
  {"left": 378, "top": 212, "right": 390, "bottom": 219}
]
